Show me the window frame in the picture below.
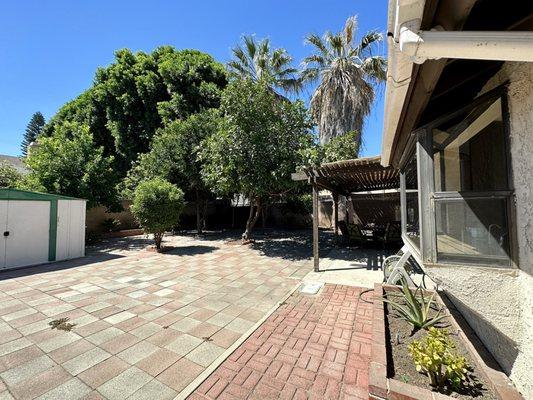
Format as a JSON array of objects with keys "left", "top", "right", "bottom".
[{"left": 399, "top": 84, "right": 518, "bottom": 269}]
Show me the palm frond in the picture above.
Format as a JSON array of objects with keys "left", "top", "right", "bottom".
[
  {"left": 243, "top": 35, "right": 257, "bottom": 60},
  {"left": 344, "top": 15, "right": 358, "bottom": 46},
  {"left": 361, "top": 56, "right": 387, "bottom": 83},
  {"left": 304, "top": 33, "right": 330, "bottom": 60},
  {"left": 355, "top": 30, "right": 383, "bottom": 56}
]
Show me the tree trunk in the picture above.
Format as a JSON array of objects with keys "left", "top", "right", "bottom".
[
  {"left": 154, "top": 232, "right": 163, "bottom": 250},
  {"left": 202, "top": 198, "right": 208, "bottom": 231},
  {"left": 195, "top": 190, "right": 202, "bottom": 234},
  {"left": 242, "top": 197, "right": 261, "bottom": 242}
]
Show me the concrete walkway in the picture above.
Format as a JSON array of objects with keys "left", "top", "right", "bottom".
[{"left": 189, "top": 284, "right": 373, "bottom": 400}]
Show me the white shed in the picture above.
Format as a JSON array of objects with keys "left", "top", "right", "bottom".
[{"left": 0, "top": 189, "right": 86, "bottom": 270}]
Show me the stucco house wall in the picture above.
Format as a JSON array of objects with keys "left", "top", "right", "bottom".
[{"left": 424, "top": 62, "right": 533, "bottom": 397}]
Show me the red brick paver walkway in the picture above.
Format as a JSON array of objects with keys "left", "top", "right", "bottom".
[{"left": 189, "top": 284, "right": 373, "bottom": 400}]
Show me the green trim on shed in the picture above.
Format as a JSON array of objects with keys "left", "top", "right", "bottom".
[
  {"left": 0, "top": 188, "right": 85, "bottom": 201},
  {"left": 48, "top": 200, "right": 58, "bottom": 262}
]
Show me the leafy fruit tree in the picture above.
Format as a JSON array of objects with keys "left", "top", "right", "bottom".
[
  {"left": 123, "top": 110, "right": 221, "bottom": 234},
  {"left": 23, "top": 121, "right": 120, "bottom": 209},
  {"left": 200, "top": 79, "right": 313, "bottom": 241},
  {"left": 322, "top": 131, "right": 361, "bottom": 163},
  {"left": 227, "top": 35, "right": 301, "bottom": 96},
  {"left": 21, "top": 112, "right": 45, "bottom": 156},
  {"left": 130, "top": 178, "right": 184, "bottom": 250},
  {"left": 301, "top": 15, "right": 386, "bottom": 145},
  {"left": 0, "top": 161, "right": 23, "bottom": 188},
  {"left": 43, "top": 47, "right": 227, "bottom": 176}
]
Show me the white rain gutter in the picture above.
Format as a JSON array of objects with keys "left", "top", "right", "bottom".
[
  {"left": 399, "top": 27, "right": 533, "bottom": 64},
  {"left": 381, "top": 0, "right": 426, "bottom": 166},
  {"left": 381, "top": 0, "right": 533, "bottom": 167}
]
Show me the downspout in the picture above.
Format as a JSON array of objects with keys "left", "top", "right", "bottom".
[{"left": 398, "top": 26, "right": 533, "bottom": 64}]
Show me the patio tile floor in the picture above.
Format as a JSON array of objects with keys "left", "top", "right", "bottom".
[
  {"left": 0, "top": 233, "right": 310, "bottom": 400},
  {"left": 189, "top": 284, "right": 373, "bottom": 400}
]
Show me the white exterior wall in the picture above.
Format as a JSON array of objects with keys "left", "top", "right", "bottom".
[{"left": 424, "top": 62, "right": 533, "bottom": 398}]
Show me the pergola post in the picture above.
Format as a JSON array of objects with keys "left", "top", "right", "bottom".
[
  {"left": 332, "top": 192, "right": 339, "bottom": 243},
  {"left": 312, "top": 180, "right": 319, "bottom": 272}
]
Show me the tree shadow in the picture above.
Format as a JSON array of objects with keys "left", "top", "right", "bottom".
[
  {"left": 250, "top": 229, "right": 336, "bottom": 261},
  {"left": 164, "top": 245, "right": 218, "bottom": 256},
  {"left": 0, "top": 252, "right": 125, "bottom": 282},
  {"left": 87, "top": 235, "right": 153, "bottom": 255},
  {"left": 320, "top": 246, "right": 398, "bottom": 271}
]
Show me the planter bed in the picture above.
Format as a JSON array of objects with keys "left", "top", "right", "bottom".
[
  {"left": 102, "top": 228, "right": 143, "bottom": 238},
  {"left": 369, "top": 283, "right": 523, "bottom": 400}
]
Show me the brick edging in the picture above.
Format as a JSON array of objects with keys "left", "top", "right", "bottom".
[{"left": 369, "top": 283, "right": 524, "bottom": 400}]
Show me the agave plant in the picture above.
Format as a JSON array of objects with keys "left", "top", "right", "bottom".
[{"left": 383, "top": 277, "right": 447, "bottom": 331}]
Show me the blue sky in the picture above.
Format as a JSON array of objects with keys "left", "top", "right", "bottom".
[{"left": 0, "top": 0, "right": 388, "bottom": 157}]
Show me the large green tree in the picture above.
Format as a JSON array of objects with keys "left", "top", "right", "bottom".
[
  {"left": 21, "top": 112, "right": 45, "bottom": 156},
  {"left": 23, "top": 121, "right": 119, "bottom": 209},
  {"left": 123, "top": 110, "right": 221, "bottom": 233},
  {"left": 301, "top": 16, "right": 386, "bottom": 145},
  {"left": 43, "top": 47, "right": 227, "bottom": 176},
  {"left": 227, "top": 36, "right": 301, "bottom": 96},
  {"left": 200, "top": 79, "right": 313, "bottom": 241}
]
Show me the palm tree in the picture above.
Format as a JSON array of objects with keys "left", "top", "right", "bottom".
[
  {"left": 302, "top": 16, "right": 387, "bottom": 145},
  {"left": 227, "top": 35, "right": 302, "bottom": 95}
]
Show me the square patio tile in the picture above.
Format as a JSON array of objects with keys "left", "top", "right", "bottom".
[
  {"left": 103, "top": 311, "right": 135, "bottom": 325},
  {"left": 170, "top": 317, "right": 201, "bottom": 333},
  {"left": 62, "top": 347, "right": 111, "bottom": 375},
  {"left": 127, "top": 379, "right": 176, "bottom": 400},
  {"left": 185, "top": 342, "right": 225, "bottom": 367},
  {"left": 157, "top": 358, "right": 205, "bottom": 392},
  {"left": 165, "top": 334, "right": 203, "bottom": 356},
  {"left": 78, "top": 356, "right": 129, "bottom": 389},
  {"left": 0, "top": 354, "right": 56, "bottom": 386},
  {"left": 135, "top": 348, "right": 180, "bottom": 376},
  {"left": 117, "top": 341, "right": 159, "bottom": 364},
  {"left": 37, "top": 378, "right": 91, "bottom": 400},
  {"left": 96, "top": 366, "right": 152, "bottom": 400}
]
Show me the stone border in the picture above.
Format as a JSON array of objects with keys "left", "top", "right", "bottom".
[
  {"left": 369, "top": 283, "right": 523, "bottom": 400},
  {"left": 174, "top": 281, "right": 302, "bottom": 400}
]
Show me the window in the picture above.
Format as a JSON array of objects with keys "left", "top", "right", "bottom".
[
  {"left": 431, "top": 96, "right": 512, "bottom": 266},
  {"left": 403, "top": 152, "right": 420, "bottom": 250}
]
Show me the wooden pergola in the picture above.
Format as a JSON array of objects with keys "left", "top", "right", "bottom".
[{"left": 292, "top": 156, "right": 400, "bottom": 272}]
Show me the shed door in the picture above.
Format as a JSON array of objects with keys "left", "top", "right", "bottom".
[
  {"left": 56, "top": 200, "right": 85, "bottom": 260},
  {"left": 0, "top": 201, "right": 7, "bottom": 269},
  {"left": 5, "top": 201, "right": 50, "bottom": 269}
]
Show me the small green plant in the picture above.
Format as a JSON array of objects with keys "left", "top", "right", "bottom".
[
  {"left": 409, "top": 327, "right": 469, "bottom": 390},
  {"left": 383, "top": 277, "right": 447, "bottom": 331},
  {"left": 130, "top": 178, "right": 184, "bottom": 249},
  {"left": 101, "top": 218, "right": 121, "bottom": 232}
]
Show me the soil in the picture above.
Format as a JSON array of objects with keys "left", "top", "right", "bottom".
[{"left": 384, "top": 289, "right": 499, "bottom": 399}]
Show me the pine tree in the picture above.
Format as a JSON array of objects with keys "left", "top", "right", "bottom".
[{"left": 21, "top": 112, "right": 45, "bottom": 156}]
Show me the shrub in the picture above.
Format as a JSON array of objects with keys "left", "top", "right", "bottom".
[
  {"left": 409, "top": 327, "right": 469, "bottom": 390},
  {"left": 130, "top": 179, "right": 184, "bottom": 249},
  {"left": 0, "top": 161, "right": 23, "bottom": 188},
  {"left": 383, "top": 277, "right": 447, "bottom": 331},
  {"left": 101, "top": 218, "right": 121, "bottom": 232}
]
